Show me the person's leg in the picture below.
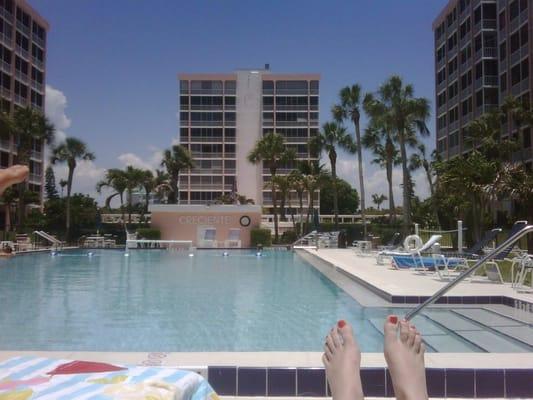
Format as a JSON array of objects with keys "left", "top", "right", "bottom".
[
  {"left": 322, "top": 320, "right": 364, "bottom": 400},
  {"left": 0, "top": 165, "right": 29, "bottom": 195},
  {"left": 383, "top": 315, "right": 428, "bottom": 400}
]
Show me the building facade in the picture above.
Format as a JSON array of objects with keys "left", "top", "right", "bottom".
[
  {"left": 178, "top": 68, "right": 320, "bottom": 213},
  {"left": 433, "top": 0, "right": 532, "bottom": 166},
  {"left": 0, "top": 0, "right": 48, "bottom": 198}
]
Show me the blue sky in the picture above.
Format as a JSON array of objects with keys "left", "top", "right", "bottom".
[{"left": 33, "top": 0, "right": 448, "bottom": 205}]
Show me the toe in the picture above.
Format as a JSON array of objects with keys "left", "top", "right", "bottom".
[
  {"left": 322, "top": 353, "right": 329, "bottom": 366},
  {"left": 414, "top": 333, "right": 422, "bottom": 353},
  {"left": 326, "top": 334, "right": 337, "bottom": 353},
  {"left": 383, "top": 315, "right": 399, "bottom": 342},
  {"left": 407, "top": 325, "right": 417, "bottom": 347},
  {"left": 331, "top": 328, "right": 343, "bottom": 348},
  {"left": 419, "top": 342, "right": 426, "bottom": 356},
  {"left": 399, "top": 320, "right": 410, "bottom": 343},
  {"left": 337, "top": 320, "right": 356, "bottom": 346}
]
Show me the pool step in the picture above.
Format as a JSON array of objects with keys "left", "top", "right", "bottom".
[
  {"left": 452, "top": 308, "right": 533, "bottom": 348},
  {"left": 423, "top": 310, "right": 530, "bottom": 353}
]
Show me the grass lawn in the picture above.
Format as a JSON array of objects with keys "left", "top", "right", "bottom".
[{"left": 472, "top": 259, "right": 531, "bottom": 286}]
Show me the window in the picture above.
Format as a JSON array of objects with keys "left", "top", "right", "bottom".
[
  {"left": 499, "top": 11, "right": 506, "bottom": 31},
  {"left": 510, "top": 1, "right": 519, "bottom": 20},
  {"left": 474, "top": 34, "right": 482, "bottom": 52},
  {"left": 474, "top": 6, "right": 481, "bottom": 23},
  {"left": 476, "top": 89, "right": 483, "bottom": 107},
  {"left": 437, "top": 115, "right": 447, "bottom": 129},
  {"left": 449, "top": 106, "right": 459, "bottom": 123},
  {"left": 521, "top": 58, "right": 529, "bottom": 80},
  {"left": 520, "top": 0, "right": 528, "bottom": 13},
  {"left": 500, "top": 72, "right": 507, "bottom": 92},
  {"left": 459, "top": 0, "right": 470, "bottom": 13},
  {"left": 275, "top": 80, "right": 308, "bottom": 93},
  {"left": 461, "top": 71, "right": 472, "bottom": 90},
  {"left": 448, "top": 81, "right": 459, "bottom": 99},
  {"left": 510, "top": 31, "right": 520, "bottom": 53},
  {"left": 225, "top": 96, "right": 235, "bottom": 107},
  {"left": 447, "top": 8, "right": 456, "bottom": 27},
  {"left": 460, "top": 17, "right": 471, "bottom": 39},
  {"left": 180, "top": 80, "right": 188, "bottom": 93},
  {"left": 436, "top": 44, "right": 446, "bottom": 62},
  {"left": 462, "top": 97, "right": 472, "bottom": 116},
  {"left": 437, "top": 91, "right": 446, "bottom": 107},
  {"left": 437, "top": 138, "right": 447, "bottom": 154},
  {"left": 224, "top": 80, "right": 236, "bottom": 93},
  {"left": 190, "top": 80, "right": 223, "bottom": 94},
  {"left": 511, "top": 63, "right": 521, "bottom": 85},
  {"left": 448, "top": 33, "right": 458, "bottom": 51},
  {"left": 437, "top": 68, "right": 446, "bottom": 84},
  {"left": 520, "top": 24, "right": 528, "bottom": 47},
  {"left": 460, "top": 45, "right": 471, "bottom": 64},
  {"left": 448, "top": 57, "right": 458, "bottom": 75},
  {"left": 449, "top": 131, "right": 459, "bottom": 148},
  {"left": 500, "top": 41, "right": 507, "bottom": 61},
  {"left": 310, "top": 80, "right": 319, "bottom": 93},
  {"left": 524, "top": 127, "right": 531, "bottom": 148},
  {"left": 475, "top": 62, "right": 483, "bottom": 79}
]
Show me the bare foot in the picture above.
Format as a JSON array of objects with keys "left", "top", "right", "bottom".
[
  {"left": 383, "top": 315, "right": 428, "bottom": 400},
  {"left": 322, "top": 320, "right": 364, "bottom": 400},
  {"left": 0, "top": 165, "right": 29, "bottom": 195}
]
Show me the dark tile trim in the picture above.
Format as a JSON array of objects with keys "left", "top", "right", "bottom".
[
  {"left": 387, "top": 294, "right": 533, "bottom": 311},
  {"left": 207, "top": 367, "right": 533, "bottom": 398}
]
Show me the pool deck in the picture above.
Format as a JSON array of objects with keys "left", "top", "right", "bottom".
[{"left": 301, "top": 248, "right": 533, "bottom": 307}]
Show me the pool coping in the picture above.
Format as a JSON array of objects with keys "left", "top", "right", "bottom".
[{"left": 0, "top": 351, "right": 531, "bottom": 398}]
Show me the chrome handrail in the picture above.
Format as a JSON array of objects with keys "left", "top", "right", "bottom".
[{"left": 405, "top": 224, "right": 533, "bottom": 320}]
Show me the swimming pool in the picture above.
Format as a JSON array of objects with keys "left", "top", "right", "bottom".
[{"left": 0, "top": 249, "right": 529, "bottom": 352}]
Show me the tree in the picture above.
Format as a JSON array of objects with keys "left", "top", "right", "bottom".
[
  {"left": 153, "top": 169, "right": 170, "bottom": 203},
  {"left": 289, "top": 170, "right": 306, "bottom": 236},
  {"left": 319, "top": 176, "right": 359, "bottom": 215},
  {"left": 361, "top": 106, "right": 400, "bottom": 222},
  {"left": 96, "top": 169, "right": 128, "bottom": 225},
  {"left": 310, "top": 121, "right": 355, "bottom": 228},
  {"left": 332, "top": 84, "right": 367, "bottom": 237},
  {"left": 501, "top": 95, "right": 532, "bottom": 165},
  {"left": 299, "top": 160, "right": 327, "bottom": 229},
  {"left": 50, "top": 137, "right": 95, "bottom": 240},
  {"left": 0, "top": 107, "right": 55, "bottom": 225},
  {"left": 43, "top": 194, "right": 98, "bottom": 239},
  {"left": 248, "top": 132, "right": 295, "bottom": 242},
  {"left": 268, "top": 175, "right": 291, "bottom": 222},
  {"left": 123, "top": 165, "right": 145, "bottom": 224},
  {"left": 59, "top": 179, "right": 67, "bottom": 197},
  {"left": 140, "top": 169, "right": 155, "bottom": 213},
  {"left": 1, "top": 187, "right": 17, "bottom": 233},
  {"left": 44, "top": 166, "right": 59, "bottom": 200},
  {"left": 372, "top": 194, "right": 387, "bottom": 211},
  {"left": 378, "top": 76, "right": 430, "bottom": 233},
  {"left": 161, "top": 145, "right": 194, "bottom": 204}
]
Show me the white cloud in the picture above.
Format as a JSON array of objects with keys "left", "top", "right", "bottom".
[
  {"left": 53, "top": 160, "right": 106, "bottom": 202},
  {"left": 117, "top": 147, "right": 163, "bottom": 172},
  {"left": 45, "top": 85, "right": 70, "bottom": 145}
]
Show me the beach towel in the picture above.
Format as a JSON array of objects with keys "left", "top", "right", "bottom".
[{"left": 0, "top": 356, "right": 218, "bottom": 400}]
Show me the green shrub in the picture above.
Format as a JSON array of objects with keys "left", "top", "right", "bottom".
[
  {"left": 251, "top": 228, "right": 272, "bottom": 247},
  {"left": 280, "top": 230, "right": 298, "bottom": 244},
  {"left": 136, "top": 228, "right": 161, "bottom": 240}
]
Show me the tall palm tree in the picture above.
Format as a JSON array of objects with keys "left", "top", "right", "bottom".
[
  {"left": 248, "top": 132, "right": 296, "bottom": 242},
  {"left": 289, "top": 170, "right": 306, "bottom": 236},
  {"left": 361, "top": 106, "right": 400, "bottom": 223},
  {"left": 123, "top": 166, "right": 145, "bottom": 223},
  {"left": 0, "top": 107, "right": 55, "bottom": 225},
  {"left": 299, "top": 160, "right": 326, "bottom": 229},
  {"left": 96, "top": 169, "right": 128, "bottom": 225},
  {"left": 501, "top": 95, "right": 532, "bottom": 165},
  {"left": 310, "top": 121, "right": 356, "bottom": 228},
  {"left": 378, "top": 76, "right": 430, "bottom": 233},
  {"left": 269, "top": 175, "right": 291, "bottom": 221},
  {"left": 161, "top": 145, "right": 194, "bottom": 204},
  {"left": 140, "top": 169, "right": 155, "bottom": 213},
  {"left": 332, "top": 84, "right": 367, "bottom": 237},
  {"left": 50, "top": 137, "right": 95, "bottom": 240},
  {"left": 153, "top": 169, "right": 170, "bottom": 203},
  {"left": 1, "top": 187, "right": 17, "bottom": 233}
]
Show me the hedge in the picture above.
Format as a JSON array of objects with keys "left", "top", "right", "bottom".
[
  {"left": 136, "top": 228, "right": 161, "bottom": 240},
  {"left": 251, "top": 228, "right": 272, "bottom": 247}
]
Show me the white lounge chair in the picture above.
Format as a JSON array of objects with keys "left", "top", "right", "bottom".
[
  {"left": 224, "top": 229, "right": 241, "bottom": 248},
  {"left": 377, "top": 234, "right": 442, "bottom": 265}
]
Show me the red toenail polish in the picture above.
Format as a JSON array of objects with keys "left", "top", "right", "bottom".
[
  {"left": 388, "top": 316, "right": 398, "bottom": 324},
  {"left": 337, "top": 320, "right": 346, "bottom": 328}
]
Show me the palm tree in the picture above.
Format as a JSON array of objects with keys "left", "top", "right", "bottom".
[
  {"left": 289, "top": 170, "right": 306, "bottom": 236},
  {"left": 50, "top": 137, "right": 95, "bottom": 240},
  {"left": 161, "top": 145, "right": 194, "bottom": 204},
  {"left": 371, "top": 193, "right": 387, "bottom": 211},
  {"left": 332, "top": 84, "right": 367, "bottom": 237},
  {"left": 123, "top": 166, "right": 145, "bottom": 223},
  {"left": 96, "top": 169, "right": 128, "bottom": 225},
  {"left": 0, "top": 107, "right": 55, "bottom": 225},
  {"left": 378, "top": 76, "right": 430, "bottom": 233},
  {"left": 59, "top": 179, "right": 67, "bottom": 197},
  {"left": 1, "top": 187, "right": 17, "bottom": 233},
  {"left": 361, "top": 105, "right": 400, "bottom": 223},
  {"left": 153, "top": 169, "right": 170, "bottom": 203},
  {"left": 269, "top": 175, "right": 291, "bottom": 221},
  {"left": 248, "top": 132, "right": 296, "bottom": 242},
  {"left": 310, "top": 121, "right": 356, "bottom": 228},
  {"left": 140, "top": 169, "right": 155, "bottom": 213},
  {"left": 501, "top": 95, "right": 532, "bottom": 165},
  {"left": 299, "top": 160, "right": 326, "bottom": 230}
]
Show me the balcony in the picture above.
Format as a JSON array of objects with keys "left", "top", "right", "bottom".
[
  {"left": 189, "top": 104, "right": 223, "bottom": 111},
  {"left": 31, "top": 80, "right": 44, "bottom": 93},
  {"left": 448, "top": 95, "right": 459, "bottom": 107},
  {"left": 511, "top": 148, "right": 532, "bottom": 163},
  {"left": 475, "top": 46, "right": 497, "bottom": 60},
  {"left": 499, "top": 58, "right": 507, "bottom": 72},
  {"left": 189, "top": 89, "right": 224, "bottom": 95},
  {"left": 190, "top": 120, "right": 224, "bottom": 127},
  {"left": 15, "top": 20, "right": 30, "bottom": 37},
  {"left": 436, "top": 57, "right": 446, "bottom": 69},
  {"left": 31, "top": 102, "right": 42, "bottom": 111},
  {"left": 449, "top": 70, "right": 458, "bottom": 82},
  {"left": 0, "top": 7, "right": 13, "bottom": 21},
  {"left": 437, "top": 80, "right": 446, "bottom": 93},
  {"left": 32, "top": 34, "right": 45, "bottom": 48},
  {"left": 224, "top": 104, "right": 235, "bottom": 110},
  {"left": 462, "top": 112, "right": 473, "bottom": 123},
  {"left": 459, "top": 34, "right": 471, "bottom": 48},
  {"left": 29, "top": 173, "right": 40, "bottom": 183},
  {"left": 475, "top": 75, "right": 498, "bottom": 89},
  {"left": 310, "top": 88, "right": 319, "bottom": 95},
  {"left": 32, "top": 58, "right": 44, "bottom": 70},
  {"left": 284, "top": 136, "right": 312, "bottom": 143},
  {"left": 449, "top": 145, "right": 461, "bottom": 157},
  {"left": 224, "top": 88, "right": 236, "bottom": 95},
  {"left": 15, "top": 46, "right": 29, "bottom": 60},
  {"left": 520, "top": 9, "right": 528, "bottom": 24},
  {"left": 275, "top": 105, "right": 310, "bottom": 111},
  {"left": 497, "top": 0, "right": 506, "bottom": 10},
  {"left": 0, "top": 31, "right": 11, "bottom": 48},
  {"left": 275, "top": 89, "right": 308, "bottom": 95},
  {"left": 510, "top": 46, "right": 528, "bottom": 66},
  {"left": 191, "top": 152, "right": 224, "bottom": 158},
  {"left": 449, "top": 120, "right": 459, "bottom": 132},
  {"left": 187, "top": 184, "right": 232, "bottom": 190},
  {"left": 437, "top": 126, "right": 447, "bottom": 138},
  {"left": 14, "top": 93, "right": 26, "bottom": 106},
  {"left": 262, "top": 168, "right": 294, "bottom": 175},
  {"left": 30, "top": 150, "right": 42, "bottom": 160},
  {"left": 15, "top": 69, "right": 28, "bottom": 84},
  {"left": 1, "top": 86, "right": 11, "bottom": 99},
  {"left": 461, "top": 87, "right": 472, "bottom": 99},
  {"left": 0, "top": 138, "right": 10, "bottom": 150},
  {"left": 448, "top": 46, "right": 458, "bottom": 59},
  {"left": 262, "top": 89, "right": 274, "bottom": 95},
  {"left": 188, "top": 136, "right": 224, "bottom": 143},
  {"left": 475, "top": 104, "right": 498, "bottom": 116},
  {"left": 0, "top": 60, "right": 10, "bottom": 74},
  {"left": 189, "top": 168, "right": 223, "bottom": 175},
  {"left": 511, "top": 79, "right": 529, "bottom": 96}
]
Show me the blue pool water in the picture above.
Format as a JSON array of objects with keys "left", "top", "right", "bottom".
[{"left": 0, "top": 249, "right": 528, "bottom": 352}]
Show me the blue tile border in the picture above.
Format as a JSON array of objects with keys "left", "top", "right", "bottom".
[{"left": 207, "top": 367, "right": 533, "bottom": 398}]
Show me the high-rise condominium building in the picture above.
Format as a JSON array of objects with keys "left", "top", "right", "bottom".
[
  {"left": 433, "top": 0, "right": 532, "bottom": 166},
  {"left": 0, "top": 0, "right": 48, "bottom": 197},
  {"left": 178, "top": 67, "right": 320, "bottom": 213}
]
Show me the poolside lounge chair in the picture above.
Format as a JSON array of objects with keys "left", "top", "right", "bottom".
[
  {"left": 377, "top": 232, "right": 401, "bottom": 251},
  {"left": 377, "top": 234, "right": 442, "bottom": 265},
  {"left": 444, "top": 228, "right": 502, "bottom": 259},
  {"left": 199, "top": 228, "right": 218, "bottom": 248},
  {"left": 224, "top": 228, "right": 242, "bottom": 248}
]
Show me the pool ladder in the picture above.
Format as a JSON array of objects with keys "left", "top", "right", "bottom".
[{"left": 405, "top": 224, "right": 533, "bottom": 320}]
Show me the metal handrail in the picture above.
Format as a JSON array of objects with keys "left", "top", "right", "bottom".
[{"left": 405, "top": 224, "right": 533, "bottom": 320}]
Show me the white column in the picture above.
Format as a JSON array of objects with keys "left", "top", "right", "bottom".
[{"left": 457, "top": 220, "right": 463, "bottom": 254}]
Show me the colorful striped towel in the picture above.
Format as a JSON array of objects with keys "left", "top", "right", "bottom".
[{"left": 0, "top": 356, "right": 218, "bottom": 400}]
